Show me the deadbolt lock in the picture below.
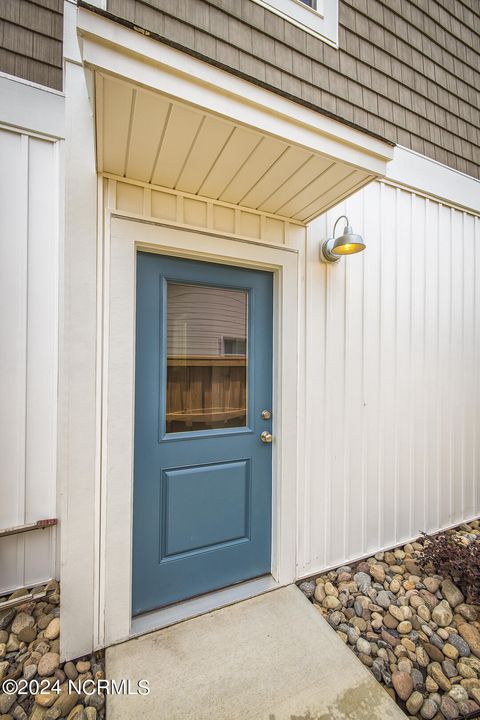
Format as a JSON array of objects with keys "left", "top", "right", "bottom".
[{"left": 261, "top": 409, "right": 271, "bottom": 420}]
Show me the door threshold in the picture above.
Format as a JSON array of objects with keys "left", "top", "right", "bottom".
[{"left": 130, "top": 575, "right": 280, "bottom": 639}]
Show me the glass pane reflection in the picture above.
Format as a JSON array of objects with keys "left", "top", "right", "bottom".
[{"left": 166, "top": 283, "right": 247, "bottom": 433}]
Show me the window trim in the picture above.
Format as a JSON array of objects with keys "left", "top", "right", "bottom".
[{"left": 251, "top": 0, "right": 339, "bottom": 47}]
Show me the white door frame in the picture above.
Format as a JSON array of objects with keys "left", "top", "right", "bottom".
[{"left": 101, "top": 216, "right": 299, "bottom": 648}]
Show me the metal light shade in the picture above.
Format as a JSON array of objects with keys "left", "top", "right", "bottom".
[{"left": 321, "top": 215, "right": 365, "bottom": 263}]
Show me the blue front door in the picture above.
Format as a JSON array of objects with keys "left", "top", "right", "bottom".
[{"left": 132, "top": 253, "right": 273, "bottom": 616}]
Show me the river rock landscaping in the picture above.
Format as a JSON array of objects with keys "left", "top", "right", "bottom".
[
  {"left": 300, "top": 520, "right": 480, "bottom": 720},
  {"left": 0, "top": 581, "right": 105, "bottom": 720}
]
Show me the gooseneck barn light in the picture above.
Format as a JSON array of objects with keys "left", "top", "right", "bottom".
[{"left": 321, "top": 215, "right": 366, "bottom": 263}]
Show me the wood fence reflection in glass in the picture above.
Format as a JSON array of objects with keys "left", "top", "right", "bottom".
[{"left": 166, "top": 282, "right": 248, "bottom": 433}]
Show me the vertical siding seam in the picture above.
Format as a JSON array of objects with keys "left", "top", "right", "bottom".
[
  {"left": 360, "top": 189, "right": 367, "bottom": 556},
  {"left": 377, "top": 182, "right": 384, "bottom": 550},
  {"left": 408, "top": 192, "right": 414, "bottom": 541},
  {"left": 393, "top": 188, "right": 399, "bottom": 543},
  {"left": 474, "top": 218, "right": 479, "bottom": 515},
  {"left": 461, "top": 211, "right": 466, "bottom": 518},
  {"left": 300, "top": 232, "right": 307, "bottom": 570},
  {"left": 303, "top": 231, "right": 310, "bottom": 569},
  {"left": 342, "top": 211, "right": 349, "bottom": 563},
  {"left": 422, "top": 198, "right": 427, "bottom": 535},
  {"left": 448, "top": 208, "right": 453, "bottom": 524},
  {"left": 435, "top": 202, "right": 441, "bottom": 531},
  {"left": 20, "top": 133, "right": 30, "bottom": 586},
  {"left": 323, "top": 231, "right": 330, "bottom": 569}
]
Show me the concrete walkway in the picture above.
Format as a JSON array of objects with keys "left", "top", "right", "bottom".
[{"left": 106, "top": 584, "right": 406, "bottom": 720}]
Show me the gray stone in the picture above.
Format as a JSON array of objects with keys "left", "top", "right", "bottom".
[
  {"left": 420, "top": 698, "right": 438, "bottom": 719},
  {"left": 23, "top": 663, "right": 37, "bottom": 680},
  {"left": 430, "top": 633, "right": 445, "bottom": 650},
  {"left": 441, "top": 579, "right": 464, "bottom": 608},
  {"left": 356, "top": 637, "right": 371, "bottom": 655},
  {"left": 353, "top": 572, "right": 371, "bottom": 593},
  {"left": 345, "top": 626, "right": 360, "bottom": 645},
  {"left": 442, "top": 659, "right": 458, "bottom": 678},
  {"left": 440, "top": 695, "right": 460, "bottom": 719},
  {"left": 411, "top": 668, "right": 424, "bottom": 689},
  {"left": 298, "top": 581, "right": 315, "bottom": 598},
  {"left": 448, "top": 685, "right": 469, "bottom": 702},
  {"left": 327, "top": 611, "right": 344, "bottom": 628},
  {"left": 0, "top": 610, "right": 14, "bottom": 631},
  {"left": 381, "top": 667, "right": 392, "bottom": 686},
  {"left": 376, "top": 591, "right": 391, "bottom": 609},
  {"left": 371, "top": 661, "right": 383, "bottom": 682},
  {"left": 421, "top": 623, "right": 433, "bottom": 637},
  {"left": 447, "top": 632, "right": 470, "bottom": 657}
]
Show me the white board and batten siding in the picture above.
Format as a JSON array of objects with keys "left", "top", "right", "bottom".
[
  {"left": 0, "top": 96, "right": 63, "bottom": 594},
  {"left": 109, "top": 169, "right": 480, "bottom": 582},
  {"left": 298, "top": 180, "right": 480, "bottom": 578}
]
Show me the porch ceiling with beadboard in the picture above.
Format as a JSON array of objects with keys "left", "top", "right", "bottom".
[
  {"left": 96, "top": 73, "right": 377, "bottom": 224},
  {"left": 80, "top": 2, "right": 394, "bottom": 225}
]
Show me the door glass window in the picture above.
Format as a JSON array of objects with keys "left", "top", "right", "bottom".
[{"left": 166, "top": 282, "right": 248, "bottom": 433}]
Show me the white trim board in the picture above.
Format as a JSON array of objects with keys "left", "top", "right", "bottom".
[
  {"left": 0, "top": 74, "right": 65, "bottom": 139},
  {"left": 387, "top": 146, "right": 480, "bottom": 217},
  {"left": 76, "top": 6, "right": 393, "bottom": 176},
  {"left": 100, "top": 218, "right": 299, "bottom": 648}
]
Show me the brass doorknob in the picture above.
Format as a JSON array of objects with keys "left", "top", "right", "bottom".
[{"left": 260, "top": 431, "right": 272, "bottom": 443}]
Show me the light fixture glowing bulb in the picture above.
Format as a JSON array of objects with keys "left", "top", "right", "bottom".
[{"left": 321, "top": 215, "right": 365, "bottom": 263}]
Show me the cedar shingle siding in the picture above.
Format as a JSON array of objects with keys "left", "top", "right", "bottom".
[
  {"left": 0, "top": 0, "right": 63, "bottom": 91},
  {"left": 106, "top": 0, "right": 480, "bottom": 179}
]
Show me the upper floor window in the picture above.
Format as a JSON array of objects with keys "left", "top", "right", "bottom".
[{"left": 252, "top": 0, "right": 338, "bottom": 47}]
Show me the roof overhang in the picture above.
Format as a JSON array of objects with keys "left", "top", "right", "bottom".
[{"left": 77, "top": 6, "right": 394, "bottom": 224}]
